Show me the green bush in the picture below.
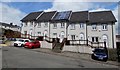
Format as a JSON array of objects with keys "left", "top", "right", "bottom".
[{"left": 108, "top": 49, "right": 117, "bottom": 61}]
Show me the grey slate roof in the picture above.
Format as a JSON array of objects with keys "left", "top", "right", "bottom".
[
  {"left": 0, "top": 22, "right": 10, "bottom": 27},
  {"left": 21, "top": 11, "right": 43, "bottom": 22},
  {"left": 70, "top": 11, "right": 88, "bottom": 22},
  {"left": 21, "top": 11, "right": 117, "bottom": 23},
  {"left": 0, "top": 22, "right": 20, "bottom": 28},
  {"left": 89, "top": 11, "right": 117, "bottom": 23},
  {"left": 36, "top": 11, "right": 56, "bottom": 22}
]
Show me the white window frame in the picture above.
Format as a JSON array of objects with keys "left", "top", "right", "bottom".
[
  {"left": 70, "top": 23, "right": 75, "bottom": 30},
  {"left": 92, "top": 37, "right": 98, "bottom": 42},
  {"left": 37, "top": 32, "right": 41, "bottom": 36},
  {"left": 102, "top": 24, "right": 108, "bottom": 30},
  {"left": 30, "top": 22, "right": 33, "bottom": 26},
  {"left": 71, "top": 35, "right": 75, "bottom": 40},
  {"left": 53, "top": 33, "right": 57, "bottom": 38},
  {"left": 37, "top": 23, "right": 41, "bottom": 28},
  {"left": 92, "top": 24, "right": 97, "bottom": 30},
  {"left": 53, "top": 23, "right": 57, "bottom": 29},
  {"left": 44, "top": 23, "right": 48, "bottom": 27},
  {"left": 24, "top": 22, "right": 27, "bottom": 27},
  {"left": 61, "top": 23, "right": 65, "bottom": 28},
  {"left": 80, "top": 23, "right": 84, "bottom": 29}
]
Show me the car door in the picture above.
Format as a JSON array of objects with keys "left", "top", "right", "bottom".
[{"left": 35, "top": 41, "right": 40, "bottom": 47}]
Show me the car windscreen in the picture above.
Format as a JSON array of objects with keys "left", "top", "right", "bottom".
[
  {"left": 95, "top": 49, "right": 106, "bottom": 53},
  {"left": 29, "top": 40, "right": 35, "bottom": 42},
  {"left": 18, "top": 40, "right": 24, "bottom": 42}
]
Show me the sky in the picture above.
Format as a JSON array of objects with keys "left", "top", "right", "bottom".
[{"left": 0, "top": 0, "right": 119, "bottom": 34}]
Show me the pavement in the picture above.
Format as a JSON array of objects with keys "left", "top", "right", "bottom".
[
  {"left": 1, "top": 41, "right": 120, "bottom": 67},
  {"left": 31, "top": 48, "right": 120, "bottom": 67}
]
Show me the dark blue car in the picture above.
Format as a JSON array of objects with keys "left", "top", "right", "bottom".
[{"left": 91, "top": 48, "right": 108, "bottom": 62}]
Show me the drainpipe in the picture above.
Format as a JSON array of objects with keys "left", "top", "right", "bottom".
[
  {"left": 86, "top": 21, "right": 88, "bottom": 45},
  {"left": 49, "top": 22, "right": 50, "bottom": 41},
  {"left": 112, "top": 22, "right": 114, "bottom": 49},
  {"left": 86, "top": 21, "right": 88, "bottom": 40}
]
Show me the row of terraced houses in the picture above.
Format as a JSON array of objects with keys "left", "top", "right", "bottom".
[{"left": 21, "top": 11, "right": 117, "bottom": 49}]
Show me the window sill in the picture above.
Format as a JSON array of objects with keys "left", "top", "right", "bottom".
[
  {"left": 80, "top": 28, "right": 84, "bottom": 29},
  {"left": 61, "top": 27, "right": 65, "bottom": 28},
  {"left": 53, "top": 27, "right": 57, "bottom": 29},
  {"left": 102, "top": 29, "right": 108, "bottom": 31},
  {"left": 70, "top": 29, "right": 75, "bottom": 30},
  {"left": 92, "top": 29, "right": 97, "bottom": 31},
  {"left": 37, "top": 26, "right": 41, "bottom": 28}
]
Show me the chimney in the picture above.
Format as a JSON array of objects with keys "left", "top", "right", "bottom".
[{"left": 10, "top": 23, "right": 13, "bottom": 25}]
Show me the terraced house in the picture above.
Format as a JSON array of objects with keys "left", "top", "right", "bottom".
[{"left": 21, "top": 10, "right": 117, "bottom": 49}]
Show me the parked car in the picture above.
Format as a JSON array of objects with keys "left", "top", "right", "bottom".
[
  {"left": 91, "top": 48, "right": 108, "bottom": 62},
  {"left": 24, "top": 40, "right": 40, "bottom": 49},
  {"left": 13, "top": 39, "right": 31, "bottom": 47}
]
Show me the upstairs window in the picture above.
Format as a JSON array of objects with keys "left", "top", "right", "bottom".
[
  {"left": 70, "top": 23, "right": 75, "bottom": 30},
  {"left": 53, "top": 24, "right": 57, "bottom": 29},
  {"left": 92, "top": 24, "right": 97, "bottom": 30},
  {"left": 30, "top": 22, "right": 33, "bottom": 26},
  {"left": 61, "top": 23, "right": 65, "bottom": 28},
  {"left": 24, "top": 22, "right": 27, "bottom": 27},
  {"left": 37, "top": 23, "right": 41, "bottom": 28},
  {"left": 80, "top": 23, "right": 84, "bottom": 29},
  {"left": 44, "top": 23, "right": 48, "bottom": 27},
  {"left": 102, "top": 24, "right": 108, "bottom": 30}
]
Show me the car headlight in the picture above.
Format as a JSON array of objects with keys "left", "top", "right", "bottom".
[
  {"left": 103, "top": 55, "right": 107, "bottom": 58},
  {"left": 94, "top": 54, "right": 98, "bottom": 56}
]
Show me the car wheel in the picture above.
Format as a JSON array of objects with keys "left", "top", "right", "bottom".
[
  {"left": 31, "top": 46, "right": 34, "bottom": 49},
  {"left": 103, "top": 59, "right": 107, "bottom": 62},
  {"left": 91, "top": 54, "right": 95, "bottom": 59}
]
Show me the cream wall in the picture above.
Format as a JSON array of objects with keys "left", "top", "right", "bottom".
[
  {"left": 87, "top": 23, "right": 116, "bottom": 48},
  {"left": 67, "top": 23, "right": 87, "bottom": 40},
  {"left": 34, "top": 22, "right": 50, "bottom": 37},
  {"left": 50, "top": 22, "right": 67, "bottom": 38}
]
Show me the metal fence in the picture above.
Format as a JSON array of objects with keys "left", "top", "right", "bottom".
[{"left": 67, "top": 40, "right": 105, "bottom": 48}]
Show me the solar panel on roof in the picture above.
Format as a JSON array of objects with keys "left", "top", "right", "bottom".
[{"left": 54, "top": 11, "right": 71, "bottom": 20}]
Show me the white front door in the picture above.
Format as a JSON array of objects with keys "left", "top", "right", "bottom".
[
  {"left": 30, "top": 29, "right": 33, "bottom": 38},
  {"left": 43, "top": 30, "right": 48, "bottom": 40},
  {"left": 60, "top": 32, "right": 64, "bottom": 43},
  {"left": 80, "top": 33, "right": 84, "bottom": 44},
  {"left": 102, "top": 35, "right": 108, "bottom": 47}
]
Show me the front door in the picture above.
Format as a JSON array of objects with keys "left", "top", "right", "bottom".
[
  {"left": 60, "top": 32, "right": 64, "bottom": 43},
  {"left": 80, "top": 33, "right": 84, "bottom": 44},
  {"left": 102, "top": 35, "right": 108, "bottom": 47},
  {"left": 43, "top": 30, "right": 48, "bottom": 40}
]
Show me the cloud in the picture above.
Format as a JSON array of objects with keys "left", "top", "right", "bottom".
[
  {"left": 0, "top": 2, "right": 26, "bottom": 26},
  {"left": 44, "top": 0, "right": 94, "bottom": 12},
  {"left": 44, "top": 0, "right": 119, "bottom": 34}
]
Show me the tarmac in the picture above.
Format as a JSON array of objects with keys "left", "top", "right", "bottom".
[{"left": 0, "top": 41, "right": 120, "bottom": 67}]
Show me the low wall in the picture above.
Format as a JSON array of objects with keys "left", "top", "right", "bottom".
[
  {"left": 40, "top": 41, "right": 52, "bottom": 49},
  {"left": 62, "top": 45, "right": 93, "bottom": 54}
]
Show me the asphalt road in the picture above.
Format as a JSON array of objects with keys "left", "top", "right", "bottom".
[{"left": 2, "top": 46, "right": 119, "bottom": 68}]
